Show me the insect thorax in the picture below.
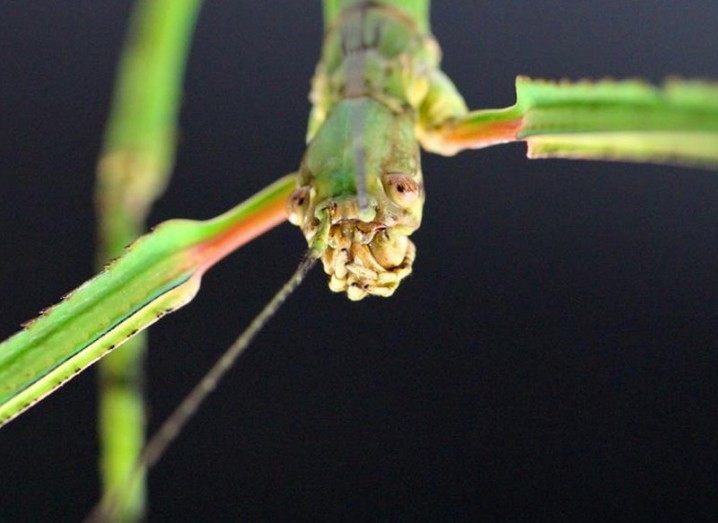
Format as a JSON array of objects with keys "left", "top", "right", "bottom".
[{"left": 288, "top": 3, "right": 437, "bottom": 300}]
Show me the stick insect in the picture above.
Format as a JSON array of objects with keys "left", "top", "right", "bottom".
[{"left": 2, "top": 1, "right": 717, "bottom": 520}]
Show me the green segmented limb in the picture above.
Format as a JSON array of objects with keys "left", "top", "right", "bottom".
[
  {"left": 2, "top": 0, "right": 715, "bottom": 430},
  {"left": 88, "top": 251, "right": 321, "bottom": 522},
  {"left": 0, "top": 174, "right": 295, "bottom": 429},
  {"left": 421, "top": 76, "right": 718, "bottom": 168},
  {"left": 519, "top": 79, "right": 718, "bottom": 167},
  {"left": 95, "top": 0, "right": 202, "bottom": 518},
  {"left": 1, "top": 4, "right": 717, "bottom": 509}
]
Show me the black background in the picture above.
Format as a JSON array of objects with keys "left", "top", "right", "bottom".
[{"left": 1, "top": 1, "right": 717, "bottom": 521}]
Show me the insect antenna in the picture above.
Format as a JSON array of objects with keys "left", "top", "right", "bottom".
[{"left": 85, "top": 250, "right": 319, "bottom": 522}]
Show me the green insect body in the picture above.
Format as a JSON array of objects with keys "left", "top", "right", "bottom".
[
  {"left": 290, "top": 1, "right": 452, "bottom": 300},
  {"left": 296, "top": 1, "right": 718, "bottom": 301},
  {"left": 1, "top": 0, "right": 718, "bottom": 439}
]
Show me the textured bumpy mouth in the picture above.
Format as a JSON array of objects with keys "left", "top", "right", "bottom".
[{"left": 320, "top": 221, "right": 416, "bottom": 301}]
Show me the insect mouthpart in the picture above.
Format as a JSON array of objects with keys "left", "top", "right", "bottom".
[
  {"left": 288, "top": 190, "right": 418, "bottom": 300},
  {"left": 321, "top": 221, "right": 416, "bottom": 301}
]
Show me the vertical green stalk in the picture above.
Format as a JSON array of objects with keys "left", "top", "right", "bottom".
[{"left": 95, "top": 0, "right": 202, "bottom": 520}]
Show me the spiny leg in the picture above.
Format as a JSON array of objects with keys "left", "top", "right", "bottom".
[
  {"left": 85, "top": 210, "right": 332, "bottom": 522},
  {"left": 418, "top": 75, "right": 718, "bottom": 169},
  {"left": 0, "top": 174, "right": 296, "bottom": 431}
]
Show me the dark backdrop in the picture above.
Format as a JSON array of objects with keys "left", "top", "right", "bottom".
[{"left": 1, "top": 1, "right": 717, "bottom": 521}]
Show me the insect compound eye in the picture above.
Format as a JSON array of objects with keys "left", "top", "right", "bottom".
[
  {"left": 287, "top": 186, "right": 311, "bottom": 226},
  {"left": 383, "top": 173, "right": 420, "bottom": 207}
]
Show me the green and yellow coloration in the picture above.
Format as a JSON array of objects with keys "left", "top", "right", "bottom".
[
  {"left": 0, "top": 175, "right": 294, "bottom": 428},
  {"left": 294, "top": 1, "right": 435, "bottom": 299},
  {"left": 95, "top": 1, "right": 202, "bottom": 518},
  {"left": 1, "top": 0, "right": 717, "bottom": 455},
  {"left": 421, "top": 76, "right": 718, "bottom": 167},
  {"left": 298, "top": 1, "right": 718, "bottom": 299}
]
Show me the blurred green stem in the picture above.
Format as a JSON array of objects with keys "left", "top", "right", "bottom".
[{"left": 95, "top": 0, "right": 202, "bottom": 520}]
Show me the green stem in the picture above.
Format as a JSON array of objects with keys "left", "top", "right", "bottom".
[{"left": 95, "top": 0, "right": 202, "bottom": 520}]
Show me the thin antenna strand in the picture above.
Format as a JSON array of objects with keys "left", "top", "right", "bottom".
[{"left": 86, "top": 252, "right": 318, "bottom": 522}]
